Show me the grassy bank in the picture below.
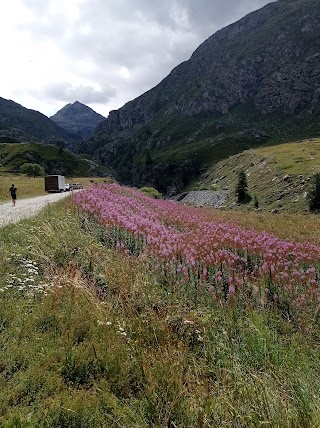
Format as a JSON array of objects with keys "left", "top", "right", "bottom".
[
  {"left": 0, "top": 202, "right": 320, "bottom": 428},
  {"left": 0, "top": 199, "right": 320, "bottom": 426}
]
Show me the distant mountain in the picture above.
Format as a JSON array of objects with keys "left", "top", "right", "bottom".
[
  {"left": 0, "top": 97, "right": 77, "bottom": 144},
  {"left": 86, "top": 0, "right": 320, "bottom": 194},
  {"left": 51, "top": 101, "right": 106, "bottom": 141}
]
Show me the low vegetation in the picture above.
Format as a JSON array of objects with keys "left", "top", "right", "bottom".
[
  {"left": 1, "top": 186, "right": 320, "bottom": 426},
  {"left": 255, "top": 139, "right": 320, "bottom": 176}
]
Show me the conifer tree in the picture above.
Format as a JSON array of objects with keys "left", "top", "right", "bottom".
[
  {"left": 236, "top": 170, "right": 251, "bottom": 203},
  {"left": 308, "top": 172, "right": 320, "bottom": 212}
]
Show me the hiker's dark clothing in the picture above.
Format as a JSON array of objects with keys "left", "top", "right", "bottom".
[{"left": 10, "top": 187, "right": 17, "bottom": 199}]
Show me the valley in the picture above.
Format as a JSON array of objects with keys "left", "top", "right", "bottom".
[{"left": 1, "top": 0, "right": 320, "bottom": 426}]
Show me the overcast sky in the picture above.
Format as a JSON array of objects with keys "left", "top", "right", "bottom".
[{"left": 0, "top": 0, "right": 275, "bottom": 118}]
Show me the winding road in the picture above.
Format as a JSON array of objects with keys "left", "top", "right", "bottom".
[{"left": 0, "top": 192, "right": 74, "bottom": 228}]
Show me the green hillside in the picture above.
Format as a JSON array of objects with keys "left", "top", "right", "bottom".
[
  {"left": 197, "top": 138, "right": 320, "bottom": 211},
  {"left": 0, "top": 143, "right": 110, "bottom": 177}
]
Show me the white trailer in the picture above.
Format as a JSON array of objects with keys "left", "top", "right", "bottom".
[{"left": 44, "top": 175, "right": 66, "bottom": 192}]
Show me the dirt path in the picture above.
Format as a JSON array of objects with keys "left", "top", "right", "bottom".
[{"left": 0, "top": 192, "right": 74, "bottom": 228}]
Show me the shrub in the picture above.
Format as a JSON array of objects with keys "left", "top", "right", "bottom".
[
  {"left": 139, "top": 187, "right": 162, "bottom": 199},
  {"left": 20, "top": 163, "right": 45, "bottom": 177}
]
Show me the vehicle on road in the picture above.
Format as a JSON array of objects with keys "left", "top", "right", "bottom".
[
  {"left": 45, "top": 175, "right": 65, "bottom": 193},
  {"left": 64, "top": 183, "right": 70, "bottom": 192},
  {"left": 71, "top": 183, "right": 83, "bottom": 190}
]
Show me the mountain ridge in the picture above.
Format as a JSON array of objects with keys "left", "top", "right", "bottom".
[
  {"left": 0, "top": 96, "right": 77, "bottom": 144},
  {"left": 85, "top": 0, "right": 320, "bottom": 194}
]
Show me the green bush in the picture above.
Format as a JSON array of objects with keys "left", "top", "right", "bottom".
[
  {"left": 20, "top": 163, "right": 45, "bottom": 177},
  {"left": 139, "top": 187, "right": 162, "bottom": 199}
]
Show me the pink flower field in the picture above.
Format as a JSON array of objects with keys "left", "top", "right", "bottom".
[{"left": 73, "top": 184, "right": 320, "bottom": 318}]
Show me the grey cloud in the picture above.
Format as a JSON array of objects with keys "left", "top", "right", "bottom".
[
  {"left": 174, "top": 0, "right": 276, "bottom": 31},
  {"left": 75, "top": 0, "right": 276, "bottom": 37},
  {"left": 21, "top": 0, "right": 276, "bottom": 113},
  {"left": 64, "top": 0, "right": 275, "bottom": 68},
  {"left": 41, "top": 82, "right": 116, "bottom": 104}
]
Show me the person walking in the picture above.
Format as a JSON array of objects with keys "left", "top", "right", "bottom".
[{"left": 9, "top": 184, "right": 17, "bottom": 207}]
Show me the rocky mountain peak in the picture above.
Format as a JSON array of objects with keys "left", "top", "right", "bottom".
[{"left": 51, "top": 101, "right": 106, "bottom": 140}]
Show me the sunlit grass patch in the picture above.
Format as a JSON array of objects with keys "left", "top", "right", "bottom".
[
  {"left": 255, "top": 138, "right": 320, "bottom": 176},
  {"left": 0, "top": 175, "right": 47, "bottom": 201}
]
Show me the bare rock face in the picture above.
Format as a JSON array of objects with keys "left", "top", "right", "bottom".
[{"left": 255, "top": 53, "right": 320, "bottom": 114}]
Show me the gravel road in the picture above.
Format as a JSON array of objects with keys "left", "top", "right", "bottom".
[{"left": 0, "top": 192, "right": 73, "bottom": 228}]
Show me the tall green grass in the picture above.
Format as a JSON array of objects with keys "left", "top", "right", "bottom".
[{"left": 1, "top": 201, "right": 320, "bottom": 426}]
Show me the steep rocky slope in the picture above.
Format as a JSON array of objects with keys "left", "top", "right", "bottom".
[
  {"left": 86, "top": 0, "right": 320, "bottom": 194},
  {"left": 51, "top": 101, "right": 105, "bottom": 141}
]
